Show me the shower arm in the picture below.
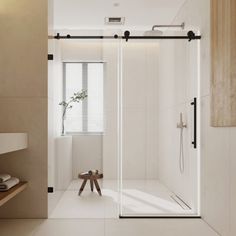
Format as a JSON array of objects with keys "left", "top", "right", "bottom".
[{"left": 152, "top": 23, "right": 185, "bottom": 31}]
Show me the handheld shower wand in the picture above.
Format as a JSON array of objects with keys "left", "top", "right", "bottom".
[{"left": 177, "top": 113, "right": 187, "bottom": 174}]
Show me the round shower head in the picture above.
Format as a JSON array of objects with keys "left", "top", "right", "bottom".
[
  {"left": 144, "top": 22, "right": 185, "bottom": 37},
  {"left": 143, "top": 29, "right": 163, "bottom": 36}
]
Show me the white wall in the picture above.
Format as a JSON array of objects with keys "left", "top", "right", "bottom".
[
  {"left": 173, "top": 0, "right": 236, "bottom": 235},
  {"left": 102, "top": 39, "right": 119, "bottom": 179},
  {"left": 58, "top": 35, "right": 120, "bottom": 180},
  {"left": 60, "top": 38, "right": 105, "bottom": 178},
  {"left": 156, "top": 36, "right": 198, "bottom": 210},
  {"left": 121, "top": 41, "right": 159, "bottom": 179},
  {"left": 72, "top": 135, "right": 103, "bottom": 178},
  {"left": 53, "top": 34, "right": 160, "bottom": 180},
  {"left": 55, "top": 136, "right": 72, "bottom": 190}
]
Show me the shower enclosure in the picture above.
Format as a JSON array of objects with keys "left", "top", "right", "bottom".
[
  {"left": 117, "top": 31, "right": 201, "bottom": 217},
  {"left": 52, "top": 29, "right": 201, "bottom": 218}
]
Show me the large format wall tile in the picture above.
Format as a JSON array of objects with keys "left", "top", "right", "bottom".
[
  {"left": 229, "top": 128, "right": 236, "bottom": 236},
  {"left": 72, "top": 135, "right": 102, "bottom": 178},
  {"left": 0, "top": 0, "right": 48, "bottom": 98},
  {"left": 0, "top": 98, "right": 48, "bottom": 218},
  {"left": 105, "top": 219, "right": 218, "bottom": 236},
  {"left": 201, "top": 96, "right": 230, "bottom": 236},
  {"left": 1, "top": 0, "right": 50, "bottom": 219}
]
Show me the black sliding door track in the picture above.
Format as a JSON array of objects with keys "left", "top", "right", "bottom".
[
  {"left": 54, "top": 31, "right": 201, "bottom": 42},
  {"left": 119, "top": 215, "right": 201, "bottom": 219}
]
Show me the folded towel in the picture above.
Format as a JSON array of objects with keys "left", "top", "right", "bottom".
[
  {"left": 0, "top": 174, "right": 11, "bottom": 183},
  {"left": 0, "top": 177, "right": 20, "bottom": 191}
]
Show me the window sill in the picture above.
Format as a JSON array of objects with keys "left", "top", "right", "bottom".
[{"left": 65, "top": 132, "right": 104, "bottom": 136}]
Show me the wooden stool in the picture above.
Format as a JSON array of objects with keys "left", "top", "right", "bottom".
[{"left": 78, "top": 170, "right": 103, "bottom": 196}]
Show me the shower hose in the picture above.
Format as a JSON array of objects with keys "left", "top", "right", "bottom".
[{"left": 179, "top": 127, "right": 184, "bottom": 174}]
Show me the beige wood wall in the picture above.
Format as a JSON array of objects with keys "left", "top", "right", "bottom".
[
  {"left": 211, "top": 0, "right": 236, "bottom": 126},
  {"left": 0, "top": 0, "right": 48, "bottom": 218}
]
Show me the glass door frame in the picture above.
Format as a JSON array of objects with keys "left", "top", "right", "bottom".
[{"left": 117, "top": 34, "right": 202, "bottom": 218}]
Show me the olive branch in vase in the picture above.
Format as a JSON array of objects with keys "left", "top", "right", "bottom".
[{"left": 59, "top": 89, "right": 87, "bottom": 135}]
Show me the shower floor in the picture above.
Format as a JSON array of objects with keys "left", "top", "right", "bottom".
[{"left": 49, "top": 180, "right": 194, "bottom": 219}]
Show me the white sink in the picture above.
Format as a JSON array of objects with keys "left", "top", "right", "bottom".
[{"left": 0, "top": 133, "right": 28, "bottom": 155}]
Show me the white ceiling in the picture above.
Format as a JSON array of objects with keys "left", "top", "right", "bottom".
[{"left": 53, "top": 0, "right": 186, "bottom": 30}]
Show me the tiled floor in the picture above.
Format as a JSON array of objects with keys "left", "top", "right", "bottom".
[
  {"left": 49, "top": 180, "right": 194, "bottom": 218},
  {"left": 0, "top": 219, "right": 219, "bottom": 236}
]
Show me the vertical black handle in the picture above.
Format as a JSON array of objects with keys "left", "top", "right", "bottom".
[{"left": 191, "top": 97, "right": 197, "bottom": 149}]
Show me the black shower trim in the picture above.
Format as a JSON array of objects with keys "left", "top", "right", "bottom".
[
  {"left": 119, "top": 215, "right": 201, "bottom": 219},
  {"left": 54, "top": 31, "right": 201, "bottom": 42},
  {"left": 191, "top": 97, "right": 197, "bottom": 149}
]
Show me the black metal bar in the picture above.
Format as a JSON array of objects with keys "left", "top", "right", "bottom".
[
  {"left": 122, "top": 36, "right": 201, "bottom": 40},
  {"left": 54, "top": 35, "right": 201, "bottom": 40},
  {"left": 54, "top": 31, "right": 201, "bottom": 41},
  {"left": 119, "top": 215, "right": 201, "bottom": 219},
  {"left": 58, "top": 36, "right": 113, "bottom": 39},
  {"left": 191, "top": 97, "right": 197, "bottom": 149},
  {"left": 54, "top": 33, "right": 114, "bottom": 39}
]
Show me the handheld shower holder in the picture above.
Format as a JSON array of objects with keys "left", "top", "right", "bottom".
[{"left": 177, "top": 113, "right": 187, "bottom": 129}]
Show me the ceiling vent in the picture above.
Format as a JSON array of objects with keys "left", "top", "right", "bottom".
[{"left": 105, "top": 17, "right": 125, "bottom": 25}]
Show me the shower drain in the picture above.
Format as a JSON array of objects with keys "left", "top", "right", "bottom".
[{"left": 171, "top": 195, "right": 191, "bottom": 210}]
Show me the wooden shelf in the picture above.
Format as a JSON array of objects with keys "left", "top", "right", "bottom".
[
  {"left": 0, "top": 133, "right": 28, "bottom": 155},
  {"left": 0, "top": 182, "right": 28, "bottom": 207}
]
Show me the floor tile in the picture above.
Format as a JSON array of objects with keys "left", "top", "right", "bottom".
[
  {"left": 104, "top": 219, "right": 219, "bottom": 236},
  {"left": 50, "top": 180, "right": 194, "bottom": 219},
  {"left": 0, "top": 220, "right": 43, "bottom": 236},
  {"left": 0, "top": 219, "right": 218, "bottom": 236},
  {"left": 34, "top": 219, "right": 104, "bottom": 236}
]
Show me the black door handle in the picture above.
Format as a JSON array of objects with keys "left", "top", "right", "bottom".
[{"left": 191, "top": 97, "right": 197, "bottom": 149}]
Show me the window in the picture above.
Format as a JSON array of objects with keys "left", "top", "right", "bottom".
[{"left": 64, "top": 62, "right": 104, "bottom": 133}]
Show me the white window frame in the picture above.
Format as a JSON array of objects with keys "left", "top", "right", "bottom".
[{"left": 63, "top": 61, "right": 104, "bottom": 135}]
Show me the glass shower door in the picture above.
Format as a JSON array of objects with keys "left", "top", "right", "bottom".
[{"left": 118, "top": 34, "right": 200, "bottom": 217}]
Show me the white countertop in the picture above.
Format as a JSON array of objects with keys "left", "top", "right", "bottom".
[{"left": 0, "top": 133, "right": 28, "bottom": 155}]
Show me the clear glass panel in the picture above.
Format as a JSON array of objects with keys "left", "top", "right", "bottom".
[
  {"left": 65, "top": 63, "right": 83, "bottom": 132},
  {"left": 88, "top": 63, "right": 104, "bottom": 132},
  {"left": 118, "top": 33, "right": 200, "bottom": 217}
]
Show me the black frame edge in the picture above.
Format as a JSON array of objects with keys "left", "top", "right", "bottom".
[
  {"left": 119, "top": 215, "right": 201, "bottom": 219},
  {"left": 191, "top": 97, "right": 197, "bottom": 149}
]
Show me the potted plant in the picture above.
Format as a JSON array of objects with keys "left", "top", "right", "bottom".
[{"left": 59, "top": 89, "right": 87, "bottom": 135}]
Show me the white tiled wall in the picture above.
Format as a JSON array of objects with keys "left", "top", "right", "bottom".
[
  {"left": 121, "top": 42, "right": 159, "bottom": 180},
  {"left": 156, "top": 37, "right": 198, "bottom": 210},
  {"left": 173, "top": 0, "right": 236, "bottom": 235},
  {"left": 72, "top": 135, "right": 103, "bottom": 178},
  {"left": 54, "top": 38, "right": 118, "bottom": 180},
  {"left": 102, "top": 41, "right": 119, "bottom": 179},
  {"left": 55, "top": 136, "right": 72, "bottom": 190}
]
